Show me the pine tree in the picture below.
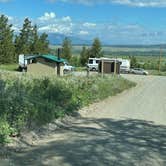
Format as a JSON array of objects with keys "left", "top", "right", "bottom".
[
  {"left": 0, "top": 15, "right": 15, "bottom": 64},
  {"left": 14, "top": 35, "right": 20, "bottom": 58},
  {"left": 15, "top": 18, "right": 32, "bottom": 55},
  {"left": 30, "top": 24, "right": 40, "bottom": 54},
  {"left": 62, "top": 37, "right": 72, "bottom": 61},
  {"left": 15, "top": 19, "right": 49, "bottom": 55},
  {"left": 80, "top": 46, "right": 88, "bottom": 66},
  {"left": 90, "top": 38, "right": 103, "bottom": 58},
  {"left": 38, "top": 33, "right": 49, "bottom": 54}
]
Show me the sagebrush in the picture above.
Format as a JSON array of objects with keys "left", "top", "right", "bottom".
[{"left": 0, "top": 72, "right": 135, "bottom": 143}]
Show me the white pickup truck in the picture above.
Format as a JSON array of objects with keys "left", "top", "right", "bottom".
[{"left": 63, "top": 62, "right": 75, "bottom": 72}]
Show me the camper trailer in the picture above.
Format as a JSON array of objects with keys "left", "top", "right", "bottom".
[{"left": 118, "top": 59, "right": 130, "bottom": 73}]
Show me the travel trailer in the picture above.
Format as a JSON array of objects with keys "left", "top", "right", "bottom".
[{"left": 118, "top": 58, "right": 130, "bottom": 73}]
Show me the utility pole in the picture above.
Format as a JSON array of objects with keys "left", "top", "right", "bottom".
[{"left": 159, "top": 46, "right": 162, "bottom": 72}]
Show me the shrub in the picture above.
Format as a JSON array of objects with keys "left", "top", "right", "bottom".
[
  {"left": 0, "top": 72, "right": 135, "bottom": 144},
  {"left": 0, "top": 119, "right": 15, "bottom": 144}
]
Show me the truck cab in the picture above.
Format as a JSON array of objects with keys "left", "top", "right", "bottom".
[{"left": 87, "top": 58, "right": 100, "bottom": 71}]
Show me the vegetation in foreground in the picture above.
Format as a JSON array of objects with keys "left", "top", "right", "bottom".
[
  {"left": 0, "top": 64, "right": 18, "bottom": 71},
  {"left": 0, "top": 72, "right": 135, "bottom": 144}
]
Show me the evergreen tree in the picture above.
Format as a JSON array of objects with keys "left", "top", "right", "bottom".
[
  {"left": 15, "top": 18, "right": 32, "bottom": 55},
  {"left": 90, "top": 38, "right": 103, "bottom": 58},
  {"left": 0, "top": 15, "right": 15, "bottom": 64},
  {"left": 30, "top": 24, "right": 39, "bottom": 54},
  {"left": 14, "top": 35, "right": 20, "bottom": 58},
  {"left": 15, "top": 19, "right": 49, "bottom": 55},
  {"left": 62, "top": 37, "right": 72, "bottom": 61},
  {"left": 80, "top": 46, "right": 89, "bottom": 66},
  {"left": 38, "top": 33, "right": 49, "bottom": 54}
]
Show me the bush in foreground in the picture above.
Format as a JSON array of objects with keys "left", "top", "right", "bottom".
[{"left": 0, "top": 72, "right": 136, "bottom": 143}]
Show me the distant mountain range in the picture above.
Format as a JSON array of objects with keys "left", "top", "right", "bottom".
[
  {"left": 47, "top": 33, "right": 92, "bottom": 45},
  {"left": 47, "top": 33, "right": 166, "bottom": 48}
]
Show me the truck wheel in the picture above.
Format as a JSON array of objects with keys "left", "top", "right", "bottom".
[
  {"left": 18, "top": 66, "right": 23, "bottom": 72},
  {"left": 92, "top": 68, "right": 96, "bottom": 71}
]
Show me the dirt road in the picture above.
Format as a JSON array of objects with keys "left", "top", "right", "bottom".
[
  {"left": 80, "top": 74, "right": 166, "bottom": 125},
  {"left": 2, "top": 75, "right": 166, "bottom": 166}
]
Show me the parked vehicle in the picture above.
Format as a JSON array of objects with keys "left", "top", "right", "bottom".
[
  {"left": 130, "top": 68, "right": 148, "bottom": 75},
  {"left": 18, "top": 54, "right": 28, "bottom": 71},
  {"left": 63, "top": 62, "right": 75, "bottom": 72},
  {"left": 118, "top": 59, "right": 130, "bottom": 73},
  {"left": 87, "top": 58, "right": 100, "bottom": 71},
  {"left": 87, "top": 57, "right": 130, "bottom": 73}
]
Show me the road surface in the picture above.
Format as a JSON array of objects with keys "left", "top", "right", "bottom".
[{"left": 2, "top": 75, "right": 166, "bottom": 166}]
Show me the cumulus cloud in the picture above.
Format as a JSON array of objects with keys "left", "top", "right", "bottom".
[
  {"left": 37, "top": 12, "right": 73, "bottom": 34},
  {"left": 62, "top": 16, "right": 71, "bottom": 22},
  {"left": 79, "top": 30, "right": 89, "bottom": 35},
  {"left": 39, "top": 12, "right": 56, "bottom": 21},
  {"left": 11, "top": 26, "right": 20, "bottom": 33},
  {"left": 5, "top": 11, "right": 166, "bottom": 44},
  {"left": 83, "top": 22, "right": 96, "bottom": 28},
  {"left": 48, "top": 0, "right": 166, "bottom": 7},
  {"left": 38, "top": 23, "right": 72, "bottom": 34},
  {"left": 112, "top": 0, "right": 166, "bottom": 7},
  {"left": 5, "top": 15, "right": 13, "bottom": 21}
]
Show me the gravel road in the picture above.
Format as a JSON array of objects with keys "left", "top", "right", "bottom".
[
  {"left": 2, "top": 75, "right": 166, "bottom": 166},
  {"left": 80, "top": 74, "right": 166, "bottom": 125}
]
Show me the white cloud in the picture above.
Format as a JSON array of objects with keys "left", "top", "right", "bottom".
[
  {"left": 4, "top": 12, "right": 166, "bottom": 44},
  {"left": 37, "top": 13, "right": 73, "bottom": 34},
  {"left": 39, "top": 12, "right": 56, "bottom": 21},
  {"left": 11, "top": 26, "right": 20, "bottom": 33},
  {"left": 83, "top": 22, "right": 96, "bottom": 28},
  {"left": 79, "top": 30, "right": 89, "bottom": 35},
  {"left": 38, "top": 24, "right": 72, "bottom": 34},
  {"left": 62, "top": 16, "right": 71, "bottom": 22},
  {"left": 49, "top": 0, "right": 166, "bottom": 7},
  {"left": 111, "top": 0, "right": 166, "bottom": 7},
  {"left": 5, "top": 15, "right": 13, "bottom": 21}
]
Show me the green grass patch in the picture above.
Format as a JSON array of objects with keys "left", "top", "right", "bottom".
[
  {"left": 0, "top": 72, "right": 135, "bottom": 144},
  {"left": 0, "top": 64, "right": 18, "bottom": 71}
]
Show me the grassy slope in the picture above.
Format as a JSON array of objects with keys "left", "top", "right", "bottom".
[{"left": 0, "top": 72, "right": 135, "bottom": 143}]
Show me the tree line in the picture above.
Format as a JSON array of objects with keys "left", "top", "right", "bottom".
[
  {"left": 0, "top": 15, "right": 49, "bottom": 64},
  {"left": 0, "top": 14, "right": 103, "bottom": 66},
  {"left": 61, "top": 37, "right": 103, "bottom": 66}
]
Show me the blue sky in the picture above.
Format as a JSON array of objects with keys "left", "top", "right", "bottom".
[{"left": 1, "top": 0, "right": 166, "bottom": 45}]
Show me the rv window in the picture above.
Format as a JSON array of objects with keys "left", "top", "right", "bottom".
[
  {"left": 89, "top": 59, "right": 93, "bottom": 64},
  {"left": 96, "top": 60, "right": 99, "bottom": 64}
]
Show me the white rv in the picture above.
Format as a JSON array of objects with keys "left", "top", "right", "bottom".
[
  {"left": 118, "top": 59, "right": 130, "bottom": 73},
  {"left": 87, "top": 58, "right": 100, "bottom": 71}
]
